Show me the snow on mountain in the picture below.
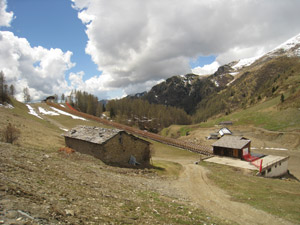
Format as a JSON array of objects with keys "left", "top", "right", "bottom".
[
  {"left": 232, "top": 55, "right": 262, "bottom": 70},
  {"left": 232, "top": 33, "right": 300, "bottom": 71},
  {"left": 270, "top": 33, "right": 300, "bottom": 53}
]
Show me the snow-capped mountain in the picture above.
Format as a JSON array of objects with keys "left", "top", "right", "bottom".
[
  {"left": 232, "top": 33, "right": 300, "bottom": 70},
  {"left": 269, "top": 33, "right": 300, "bottom": 56},
  {"left": 132, "top": 33, "right": 300, "bottom": 116}
]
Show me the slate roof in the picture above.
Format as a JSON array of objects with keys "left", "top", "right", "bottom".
[
  {"left": 63, "top": 125, "right": 122, "bottom": 144},
  {"left": 212, "top": 136, "right": 250, "bottom": 149}
]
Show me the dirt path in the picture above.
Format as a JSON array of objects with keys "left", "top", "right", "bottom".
[{"left": 173, "top": 161, "right": 293, "bottom": 225}]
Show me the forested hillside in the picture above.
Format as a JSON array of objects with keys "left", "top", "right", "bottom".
[
  {"left": 106, "top": 98, "right": 191, "bottom": 133},
  {"left": 69, "top": 90, "right": 104, "bottom": 117},
  {"left": 142, "top": 74, "right": 220, "bottom": 114}
]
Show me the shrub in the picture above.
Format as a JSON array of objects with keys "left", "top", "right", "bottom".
[
  {"left": 2, "top": 123, "right": 20, "bottom": 144},
  {"left": 281, "top": 94, "right": 285, "bottom": 103}
]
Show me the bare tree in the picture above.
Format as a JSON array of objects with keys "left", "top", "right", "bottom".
[
  {"left": 54, "top": 94, "right": 58, "bottom": 103},
  {"left": 61, "top": 93, "right": 65, "bottom": 103},
  {"left": 23, "top": 87, "right": 31, "bottom": 103}
]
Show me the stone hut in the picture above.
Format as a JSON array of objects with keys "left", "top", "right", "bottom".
[{"left": 63, "top": 126, "right": 151, "bottom": 167}]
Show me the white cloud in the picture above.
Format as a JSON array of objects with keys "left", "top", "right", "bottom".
[
  {"left": 69, "top": 71, "right": 85, "bottom": 88},
  {"left": 0, "top": 0, "right": 13, "bottom": 27},
  {"left": 192, "top": 61, "right": 220, "bottom": 76},
  {"left": 0, "top": 31, "right": 74, "bottom": 101},
  {"left": 71, "top": 0, "right": 300, "bottom": 94},
  {"left": 2, "top": 0, "right": 300, "bottom": 102}
]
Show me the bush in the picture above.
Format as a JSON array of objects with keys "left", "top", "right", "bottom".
[{"left": 2, "top": 123, "right": 20, "bottom": 144}]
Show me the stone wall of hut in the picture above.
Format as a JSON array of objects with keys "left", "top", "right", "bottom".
[
  {"left": 64, "top": 132, "right": 150, "bottom": 167},
  {"left": 103, "top": 132, "right": 150, "bottom": 167}
]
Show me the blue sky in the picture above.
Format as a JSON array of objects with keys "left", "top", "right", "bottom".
[
  {"left": 190, "top": 55, "right": 216, "bottom": 68},
  {"left": 4, "top": 0, "right": 99, "bottom": 82},
  {"left": 1, "top": 0, "right": 299, "bottom": 101}
]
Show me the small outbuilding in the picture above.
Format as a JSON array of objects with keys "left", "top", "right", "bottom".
[
  {"left": 219, "top": 121, "right": 233, "bottom": 126},
  {"left": 212, "top": 136, "right": 251, "bottom": 159},
  {"left": 260, "top": 155, "right": 289, "bottom": 178},
  {"left": 218, "top": 127, "right": 232, "bottom": 137},
  {"left": 45, "top": 96, "right": 56, "bottom": 102},
  {"left": 63, "top": 126, "right": 151, "bottom": 167},
  {"left": 208, "top": 133, "right": 219, "bottom": 140}
]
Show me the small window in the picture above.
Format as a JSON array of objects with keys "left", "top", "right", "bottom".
[
  {"left": 267, "top": 168, "right": 271, "bottom": 173},
  {"left": 275, "top": 164, "right": 277, "bottom": 168},
  {"left": 279, "top": 162, "right": 281, "bottom": 166},
  {"left": 119, "top": 134, "right": 123, "bottom": 144}
]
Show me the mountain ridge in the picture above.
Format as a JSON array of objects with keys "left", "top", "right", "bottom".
[{"left": 134, "top": 33, "right": 300, "bottom": 121}]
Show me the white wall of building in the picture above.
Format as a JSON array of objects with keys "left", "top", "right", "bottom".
[{"left": 264, "top": 159, "right": 289, "bottom": 178}]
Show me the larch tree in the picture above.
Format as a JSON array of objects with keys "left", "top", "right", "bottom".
[{"left": 23, "top": 87, "right": 31, "bottom": 103}]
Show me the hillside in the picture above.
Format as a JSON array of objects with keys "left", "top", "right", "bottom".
[
  {"left": 135, "top": 33, "right": 300, "bottom": 126},
  {"left": 193, "top": 56, "right": 300, "bottom": 123},
  {"left": 1, "top": 100, "right": 300, "bottom": 224},
  {"left": 142, "top": 74, "right": 222, "bottom": 114},
  {"left": 0, "top": 100, "right": 225, "bottom": 224}
]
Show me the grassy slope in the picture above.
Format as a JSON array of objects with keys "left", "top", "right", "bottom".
[
  {"left": 2, "top": 100, "right": 300, "bottom": 223},
  {"left": 0, "top": 100, "right": 225, "bottom": 224},
  {"left": 200, "top": 96, "right": 300, "bottom": 131},
  {"left": 158, "top": 98, "right": 300, "bottom": 223},
  {"left": 161, "top": 95, "right": 300, "bottom": 135},
  {"left": 201, "top": 161, "right": 300, "bottom": 224}
]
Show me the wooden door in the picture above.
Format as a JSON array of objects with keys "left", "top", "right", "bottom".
[{"left": 233, "top": 149, "right": 239, "bottom": 158}]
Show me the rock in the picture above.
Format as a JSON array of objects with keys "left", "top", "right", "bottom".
[{"left": 65, "top": 209, "right": 75, "bottom": 216}]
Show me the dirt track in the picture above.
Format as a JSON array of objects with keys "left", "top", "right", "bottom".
[{"left": 172, "top": 160, "right": 293, "bottom": 225}]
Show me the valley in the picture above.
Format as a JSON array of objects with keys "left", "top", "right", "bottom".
[
  {"left": 1, "top": 101, "right": 300, "bottom": 224},
  {"left": 1, "top": 2, "right": 300, "bottom": 224}
]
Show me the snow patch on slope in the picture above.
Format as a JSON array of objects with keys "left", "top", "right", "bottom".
[
  {"left": 214, "top": 80, "right": 219, "bottom": 87},
  {"left": 0, "top": 103, "right": 14, "bottom": 109},
  {"left": 38, "top": 107, "right": 60, "bottom": 116},
  {"left": 50, "top": 107, "right": 87, "bottom": 120},
  {"left": 26, "top": 105, "right": 43, "bottom": 119}
]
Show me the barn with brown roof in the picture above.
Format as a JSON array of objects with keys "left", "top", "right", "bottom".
[
  {"left": 63, "top": 126, "right": 151, "bottom": 167},
  {"left": 212, "top": 136, "right": 251, "bottom": 159}
]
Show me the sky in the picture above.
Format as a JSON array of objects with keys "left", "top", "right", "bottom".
[{"left": 0, "top": 0, "right": 300, "bottom": 102}]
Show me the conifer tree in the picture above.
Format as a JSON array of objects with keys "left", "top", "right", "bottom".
[{"left": 9, "top": 84, "right": 15, "bottom": 98}]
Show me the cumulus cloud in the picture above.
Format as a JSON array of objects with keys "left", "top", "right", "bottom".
[
  {"left": 0, "top": 0, "right": 13, "bottom": 27},
  {"left": 71, "top": 0, "right": 300, "bottom": 94},
  {"left": 0, "top": 31, "right": 74, "bottom": 101},
  {"left": 2, "top": 0, "right": 300, "bottom": 101},
  {"left": 192, "top": 61, "right": 220, "bottom": 76}
]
